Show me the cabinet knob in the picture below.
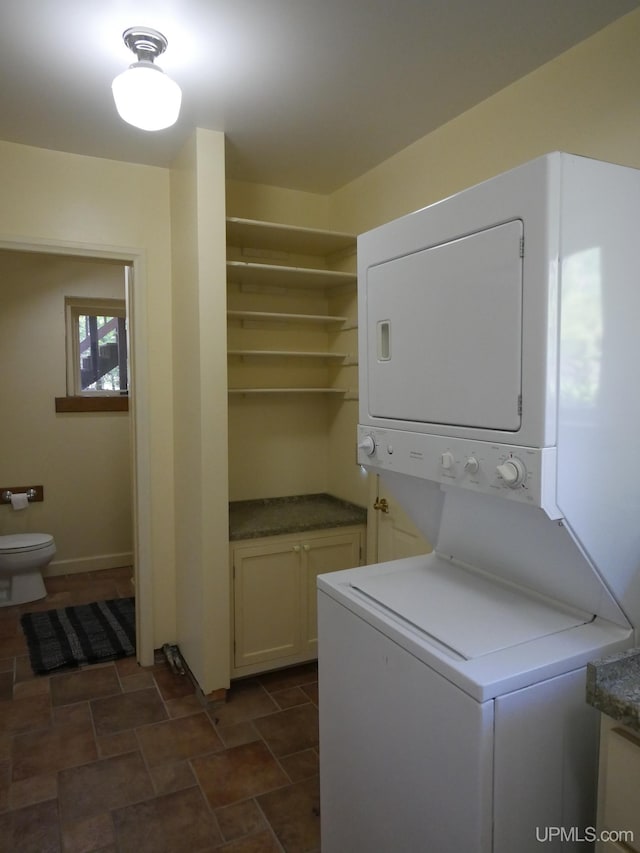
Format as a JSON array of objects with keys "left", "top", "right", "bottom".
[
  {"left": 303, "top": 543, "right": 311, "bottom": 551},
  {"left": 293, "top": 545, "right": 301, "bottom": 553}
]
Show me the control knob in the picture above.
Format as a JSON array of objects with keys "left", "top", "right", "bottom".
[
  {"left": 464, "top": 457, "right": 479, "bottom": 475},
  {"left": 358, "top": 435, "right": 376, "bottom": 456},
  {"left": 496, "top": 457, "right": 526, "bottom": 488}
]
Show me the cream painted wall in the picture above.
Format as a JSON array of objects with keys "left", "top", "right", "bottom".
[
  {"left": 226, "top": 180, "right": 330, "bottom": 229},
  {"left": 0, "top": 140, "right": 176, "bottom": 651},
  {"left": 0, "top": 251, "right": 131, "bottom": 572},
  {"left": 329, "top": 8, "right": 640, "bottom": 234},
  {"left": 171, "top": 129, "right": 229, "bottom": 695}
]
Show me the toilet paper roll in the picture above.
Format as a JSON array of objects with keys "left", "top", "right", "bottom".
[{"left": 10, "top": 493, "right": 29, "bottom": 511}]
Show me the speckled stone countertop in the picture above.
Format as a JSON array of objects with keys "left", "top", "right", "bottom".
[
  {"left": 229, "top": 493, "right": 367, "bottom": 541},
  {"left": 586, "top": 647, "right": 640, "bottom": 732}
]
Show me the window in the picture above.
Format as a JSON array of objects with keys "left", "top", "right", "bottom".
[{"left": 65, "top": 297, "right": 128, "bottom": 396}]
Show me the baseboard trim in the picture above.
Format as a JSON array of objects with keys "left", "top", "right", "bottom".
[{"left": 45, "top": 552, "right": 134, "bottom": 577}]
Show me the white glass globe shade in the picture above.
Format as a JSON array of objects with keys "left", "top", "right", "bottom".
[{"left": 112, "top": 62, "right": 182, "bottom": 131}]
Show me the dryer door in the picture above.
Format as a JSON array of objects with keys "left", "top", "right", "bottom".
[{"left": 366, "top": 219, "right": 523, "bottom": 431}]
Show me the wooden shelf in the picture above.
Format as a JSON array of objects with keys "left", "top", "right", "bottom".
[
  {"left": 227, "top": 310, "right": 350, "bottom": 326},
  {"left": 227, "top": 261, "right": 355, "bottom": 290},
  {"left": 228, "top": 350, "right": 349, "bottom": 360},
  {"left": 228, "top": 388, "right": 349, "bottom": 395},
  {"left": 226, "top": 217, "right": 355, "bottom": 257}
]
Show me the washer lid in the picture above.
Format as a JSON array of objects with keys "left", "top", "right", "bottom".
[
  {"left": 351, "top": 556, "right": 592, "bottom": 660},
  {"left": 0, "top": 533, "right": 54, "bottom": 553}
]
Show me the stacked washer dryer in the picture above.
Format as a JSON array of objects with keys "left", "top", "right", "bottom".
[{"left": 318, "top": 153, "right": 640, "bottom": 852}]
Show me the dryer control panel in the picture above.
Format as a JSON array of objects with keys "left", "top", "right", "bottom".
[{"left": 357, "top": 425, "right": 560, "bottom": 519}]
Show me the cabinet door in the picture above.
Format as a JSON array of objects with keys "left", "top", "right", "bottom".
[
  {"left": 375, "top": 475, "right": 431, "bottom": 563},
  {"left": 600, "top": 726, "right": 640, "bottom": 852},
  {"left": 233, "top": 538, "right": 304, "bottom": 669},
  {"left": 304, "top": 529, "right": 363, "bottom": 651}
]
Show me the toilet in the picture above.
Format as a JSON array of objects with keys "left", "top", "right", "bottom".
[{"left": 0, "top": 533, "right": 56, "bottom": 607}]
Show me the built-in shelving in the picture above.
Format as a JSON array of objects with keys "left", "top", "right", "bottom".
[
  {"left": 226, "top": 217, "right": 355, "bottom": 257},
  {"left": 228, "top": 388, "right": 349, "bottom": 395},
  {"left": 227, "top": 260, "right": 355, "bottom": 290},
  {"left": 228, "top": 350, "right": 349, "bottom": 360},
  {"left": 226, "top": 216, "right": 357, "bottom": 398},
  {"left": 227, "top": 310, "right": 349, "bottom": 327}
]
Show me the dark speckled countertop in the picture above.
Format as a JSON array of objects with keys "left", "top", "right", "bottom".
[
  {"left": 586, "top": 647, "right": 640, "bottom": 733},
  {"left": 229, "top": 493, "right": 367, "bottom": 541}
]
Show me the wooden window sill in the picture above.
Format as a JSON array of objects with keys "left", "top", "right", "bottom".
[{"left": 55, "top": 396, "right": 129, "bottom": 413}]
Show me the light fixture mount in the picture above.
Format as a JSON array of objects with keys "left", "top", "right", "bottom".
[
  {"left": 112, "top": 25, "right": 182, "bottom": 131},
  {"left": 122, "top": 27, "right": 168, "bottom": 64}
]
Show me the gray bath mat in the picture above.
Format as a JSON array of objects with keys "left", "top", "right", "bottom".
[{"left": 20, "top": 597, "right": 135, "bottom": 674}]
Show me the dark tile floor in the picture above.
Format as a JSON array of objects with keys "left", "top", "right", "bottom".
[{"left": 0, "top": 567, "right": 320, "bottom": 852}]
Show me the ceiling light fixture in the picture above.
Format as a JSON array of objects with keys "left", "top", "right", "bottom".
[{"left": 112, "top": 27, "right": 182, "bottom": 131}]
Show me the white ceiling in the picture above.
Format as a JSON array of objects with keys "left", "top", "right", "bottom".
[{"left": 0, "top": 0, "right": 637, "bottom": 193}]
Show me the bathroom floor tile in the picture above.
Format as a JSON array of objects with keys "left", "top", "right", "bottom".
[
  {"left": 68, "top": 582, "right": 120, "bottom": 606},
  {"left": 151, "top": 664, "right": 198, "bottom": 701},
  {"left": 216, "top": 719, "right": 261, "bottom": 749},
  {"left": 0, "top": 693, "right": 51, "bottom": 736},
  {"left": 301, "top": 683, "right": 318, "bottom": 705},
  {"left": 58, "top": 750, "right": 153, "bottom": 822},
  {"left": 253, "top": 704, "right": 319, "bottom": 757},
  {"left": 90, "top": 686, "right": 167, "bottom": 736},
  {"left": 114, "top": 654, "right": 143, "bottom": 678},
  {"left": 192, "top": 740, "right": 289, "bottom": 809},
  {"left": 1, "top": 569, "right": 323, "bottom": 850},
  {"left": 207, "top": 678, "right": 278, "bottom": 727},
  {"left": 217, "top": 829, "right": 283, "bottom": 852},
  {"left": 111, "top": 786, "right": 223, "bottom": 852},
  {"left": 96, "top": 729, "right": 138, "bottom": 759},
  {"left": 0, "top": 797, "right": 61, "bottom": 852},
  {"left": 14, "top": 654, "right": 39, "bottom": 683},
  {"left": 257, "top": 776, "right": 321, "bottom": 853},
  {"left": 165, "top": 692, "right": 204, "bottom": 719},
  {"left": 12, "top": 675, "right": 50, "bottom": 699},
  {"left": 11, "top": 720, "right": 97, "bottom": 781},
  {"left": 19, "top": 591, "right": 71, "bottom": 612},
  {"left": 149, "top": 759, "right": 197, "bottom": 795},
  {"left": 258, "top": 662, "right": 318, "bottom": 693},
  {"left": 215, "top": 797, "right": 268, "bottom": 842},
  {"left": 51, "top": 700, "right": 91, "bottom": 728},
  {"left": 0, "top": 759, "right": 9, "bottom": 812},
  {"left": 50, "top": 665, "right": 121, "bottom": 706},
  {"left": 0, "top": 632, "right": 28, "bottom": 659},
  {"left": 0, "top": 613, "right": 20, "bottom": 638},
  {"left": 272, "top": 686, "right": 310, "bottom": 709},
  {"left": 0, "top": 671, "right": 13, "bottom": 701},
  {"left": 279, "top": 749, "right": 319, "bottom": 783},
  {"left": 137, "top": 711, "right": 223, "bottom": 766},
  {"left": 59, "top": 812, "right": 116, "bottom": 853},
  {"left": 9, "top": 771, "right": 57, "bottom": 810},
  {"left": 119, "top": 670, "right": 155, "bottom": 692}
]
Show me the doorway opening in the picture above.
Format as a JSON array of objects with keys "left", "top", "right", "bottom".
[{"left": 0, "top": 235, "right": 153, "bottom": 665}]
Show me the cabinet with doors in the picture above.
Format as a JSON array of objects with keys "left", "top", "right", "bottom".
[
  {"left": 230, "top": 524, "right": 365, "bottom": 677},
  {"left": 226, "top": 216, "right": 357, "bottom": 397},
  {"left": 595, "top": 714, "right": 640, "bottom": 852}
]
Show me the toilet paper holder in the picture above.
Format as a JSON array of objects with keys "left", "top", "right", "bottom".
[{"left": 1, "top": 486, "right": 43, "bottom": 504}]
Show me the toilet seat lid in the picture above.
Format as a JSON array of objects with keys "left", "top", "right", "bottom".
[{"left": 0, "top": 533, "right": 54, "bottom": 554}]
